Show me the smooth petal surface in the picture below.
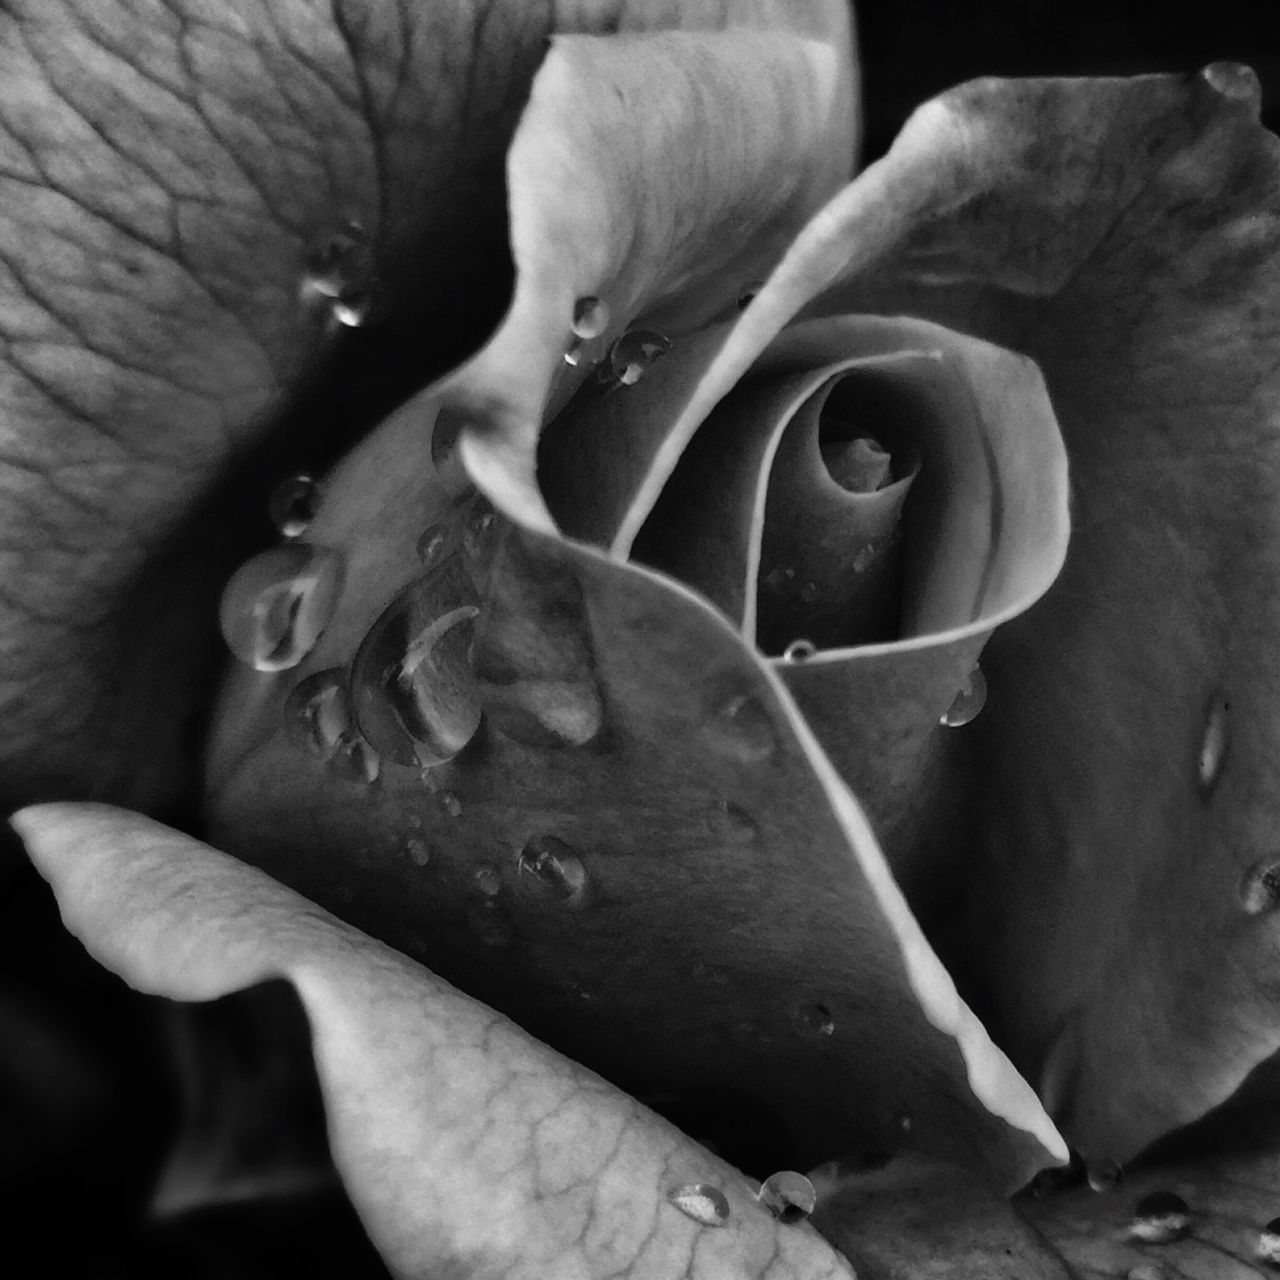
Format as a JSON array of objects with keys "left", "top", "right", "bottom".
[
  {"left": 0, "top": 0, "right": 852, "bottom": 811},
  {"left": 617, "top": 315, "right": 1068, "bottom": 901},
  {"left": 14, "top": 802, "right": 859, "bottom": 1280},
  {"left": 452, "top": 21, "right": 855, "bottom": 528},
  {"left": 782, "top": 68, "right": 1280, "bottom": 1164}
]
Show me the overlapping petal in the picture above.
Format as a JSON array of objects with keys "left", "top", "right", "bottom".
[
  {"left": 14, "top": 803, "right": 859, "bottom": 1280},
  {"left": 767, "top": 67, "right": 1280, "bottom": 1166}
]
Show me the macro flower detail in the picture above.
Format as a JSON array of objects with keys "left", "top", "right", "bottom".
[{"left": 8, "top": 2, "right": 1280, "bottom": 1278}]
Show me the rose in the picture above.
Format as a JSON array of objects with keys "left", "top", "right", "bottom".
[{"left": 7, "top": 3, "right": 1280, "bottom": 1277}]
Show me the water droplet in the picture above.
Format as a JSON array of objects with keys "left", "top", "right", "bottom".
[
  {"left": 406, "top": 836, "right": 431, "bottom": 867},
  {"left": 1129, "top": 1191, "right": 1192, "bottom": 1244},
  {"left": 1127, "top": 1265, "right": 1167, "bottom": 1280},
  {"left": 440, "top": 791, "right": 462, "bottom": 819},
  {"left": 720, "top": 802, "right": 759, "bottom": 845},
  {"left": 608, "top": 330, "right": 671, "bottom": 386},
  {"left": 283, "top": 668, "right": 352, "bottom": 759},
  {"left": 1087, "top": 1160, "right": 1122, "bottom": 1193},
  {"left": 350, "top": 572, "right": 481, "bottom": 768},
  {"left": 328, "top": 732, "right": 381, "bottom": 786},
  {"left": 331, "top": 293, "right": 374, "bottom": 327},
  {"left": 571, "top": 295, "right": 609, "bottom": 340},
  {"left": 782, "top": 639, "right": 816, "bottom": 663},
  {"left": 796, "top": 1003, "right": 835, "bottom": 1037},
  {"left": 893, "top": 1108, "right": 914, "bottom": 1137},
  {"left": 463, "top": 504, "right": 497, "bottom": 563},
  {"left": 517, "top": 835, "right": 587, "bottom": 905},
  {"left": 1198, "top": 693, "right": 1230, "bottom": 795},
  {"left": 668, "top": 1183, "right": 730, "bottom": 1228},
  {"left": 416, "top": 525, "right": 448, "bottom": 567},
  {"left": 1256, "top": 1217, "right": 1280, "bottom": 1267},
  {"left": 475, "top": 865, "right": 503, "bottom": 897},
  {"left": 738, "top": 280, "right": 764, "bottom": 310},
  {"left": 757, "top": 1171, "right": 816, "bottom": 1224},
  {"left": 302, "top": 223, "right": 379, "bottom": 326},
  {"left": 1201, "top": 61, "right": 1261, "bottom": 105},
  {"left": 268, "top": 474, "right": 320, "bottom": 538},
  {"left": 466, "top": 899, "right": 513, "bottom": 948},
  {"left": 1239, "top": 860, "right": 1280, "bottom": 915},
  {"left": 704, "top": 692, "right": 777, "bottom": 764},
  {"left": 940, "top": 666, "right": 987, "bottom": 727},
  {"left": 219, "top": 544, "right": 344, "bottom": 672}
]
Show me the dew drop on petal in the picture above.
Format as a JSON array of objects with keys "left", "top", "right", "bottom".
[
  {"left": 268, "top": 474, "right": 320, "bottom": 539},
  {"left": 1198, "top": 693, "right": 1230, "bottom": 795},
  {"left": 757, "top": 1171, "right": 816, "bottom": 1224},
  {"left": 1201, "top": 61, "right": 1262, "bottom": 105},
  {"left": 796, "top": 1003, "right": 835, "bottom": 1037},
  {"left": 331, "top": 293, "right": 374, "bottom": 327},
  {"left": 940, "top": 666, "right": 987, "bottom": 727},
  {"left": 283, "top": 668, "right": 352, "bottom": 759},
  {"left": 328, "top": 732, "right": 381, "bottom": 786},
  {"left": 782, "top": 639, "right": 816, "bottom": 663},
  {"left": 1255, "top": 1217, "right": 1280, "bottom": 1267},
  {"left": 668, "top": 1184, "right": 730, "bottom": 1228},
  {"left": 517, "top": 835, "right": 587, "bottom": 905},
  {"left": 351, "top": 574, "right": 481, "bottom": 768},
  {"left": 466, "top": 899, "right": 513, "bottom": 948},
  {"left": 406, "top": 836, "right": 431, "bottom": 867},
  {"left": 463, "top": 504, "right": 497, "bottom": 563},
  {"left": 704, "top": 692, "right": 777, "bottom": 764},
  {"left": 1239, "top": 860, "right": 1280, "bottom": 915},
  {"left": 608, "top": 330, "right": 671, "bottom": 386},
  {"left": 1087, "top": 1160, "right": 1122, "bottom": 1193},
  {"left": 440, "top": 791, "right": 463, "bottom": 819},
  {"left": 571, "top": 295, "right": 609, "bottom": 340},
  {"left": 219, "top": 544, "right": 344, "bottom": 673},
  {"left": 1129, "top": 1191, "right": 1192, "bottom": 1244},
  {"left": 475, "top": 864, "right": 503, "bottom": 897},
  {"left": 302, "top": 222, "right": 373, "bottom": 300}
]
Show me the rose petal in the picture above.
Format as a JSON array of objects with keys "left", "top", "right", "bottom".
[
  {"left": 451, "top": 19, "right": 856, "bottom": 528},
  {"left": 15, "top": 801, "right": 861, "bottom": 1280},
  {"left": 0, "top": 0, "right": 850, "bottom": 811},
  {"left": 775, "top": 69, "right": 1280, "bottom": 1165},
  {"left": 207, "top": 441, "right": 1066, "bottom": 1190}
]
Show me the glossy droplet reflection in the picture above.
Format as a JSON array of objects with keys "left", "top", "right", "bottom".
[
  {"left": 1256, "top": 1217, "right": 1280, "bottom": 1267},
  {"left": 1239, "top": 860, "right": 1280, "bottom": 915},
  {"left": 704, "top": 692, "right": 776, "bottom": 764},
  {"left": 351, "top": 568, "right": 481, "bottom": 767},
  {"left": 1087, "top": 1160, "right": 1122, "bottom": 1193},
  {"left": 283, "top": 668, "right": 352, "bottom": 759},
  {"left": 796, "top": 1003, "right": 835, "bottom": 1037},
  {"left": 1201, "top": 61, "right": 1261, "bottom": 104},
  {"left": 757, "top": 1171, "right": 816, "bottom": 1224},
  {"left": 608, "top": 330, "right": 671, "bottom": 386},
  {"left": 782, "top": 639, "right": 816, "bottom": 663},
  {"left": 416, "top": 525, "right": 448, "bottom": 568},
  {"left": 475, "top": 865, "right": 503, "bottom": 897},
  {"left": 1198, "top": 693, "right": 1230, "bottom": 795},
  {"left": 440, "top": 791, "right": 462, "bottom": 818},
  {"left": 268, "top": 474, "right": 319, "bottom": 538},
  {"left": 302, "top": 222, "right": 379, "bottom": 326},
  {"left": 572, "top": 295, "right": 609, "bottom": 339},
  {"left": 406, "top": 836, "right": 431, "bottom": 867},
  {"left": 668, "top": 1184, "right": 730, "bottom": 1228},
  {"left": 517, "top": 836, "right": 587, "bottom": 905},
  {"left": 219, "top": 544, "right": 344, "bottom": 672},
  {"left": 1129, "top": 1191, "right": 1192, "bottom": 1244},
  {"left": 940, "top": 666, "right": 987, "bottom": 727}
]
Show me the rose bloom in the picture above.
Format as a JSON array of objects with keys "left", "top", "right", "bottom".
[{"left": 5, "top": 1, "right": 1280, "bottom": 1277}]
